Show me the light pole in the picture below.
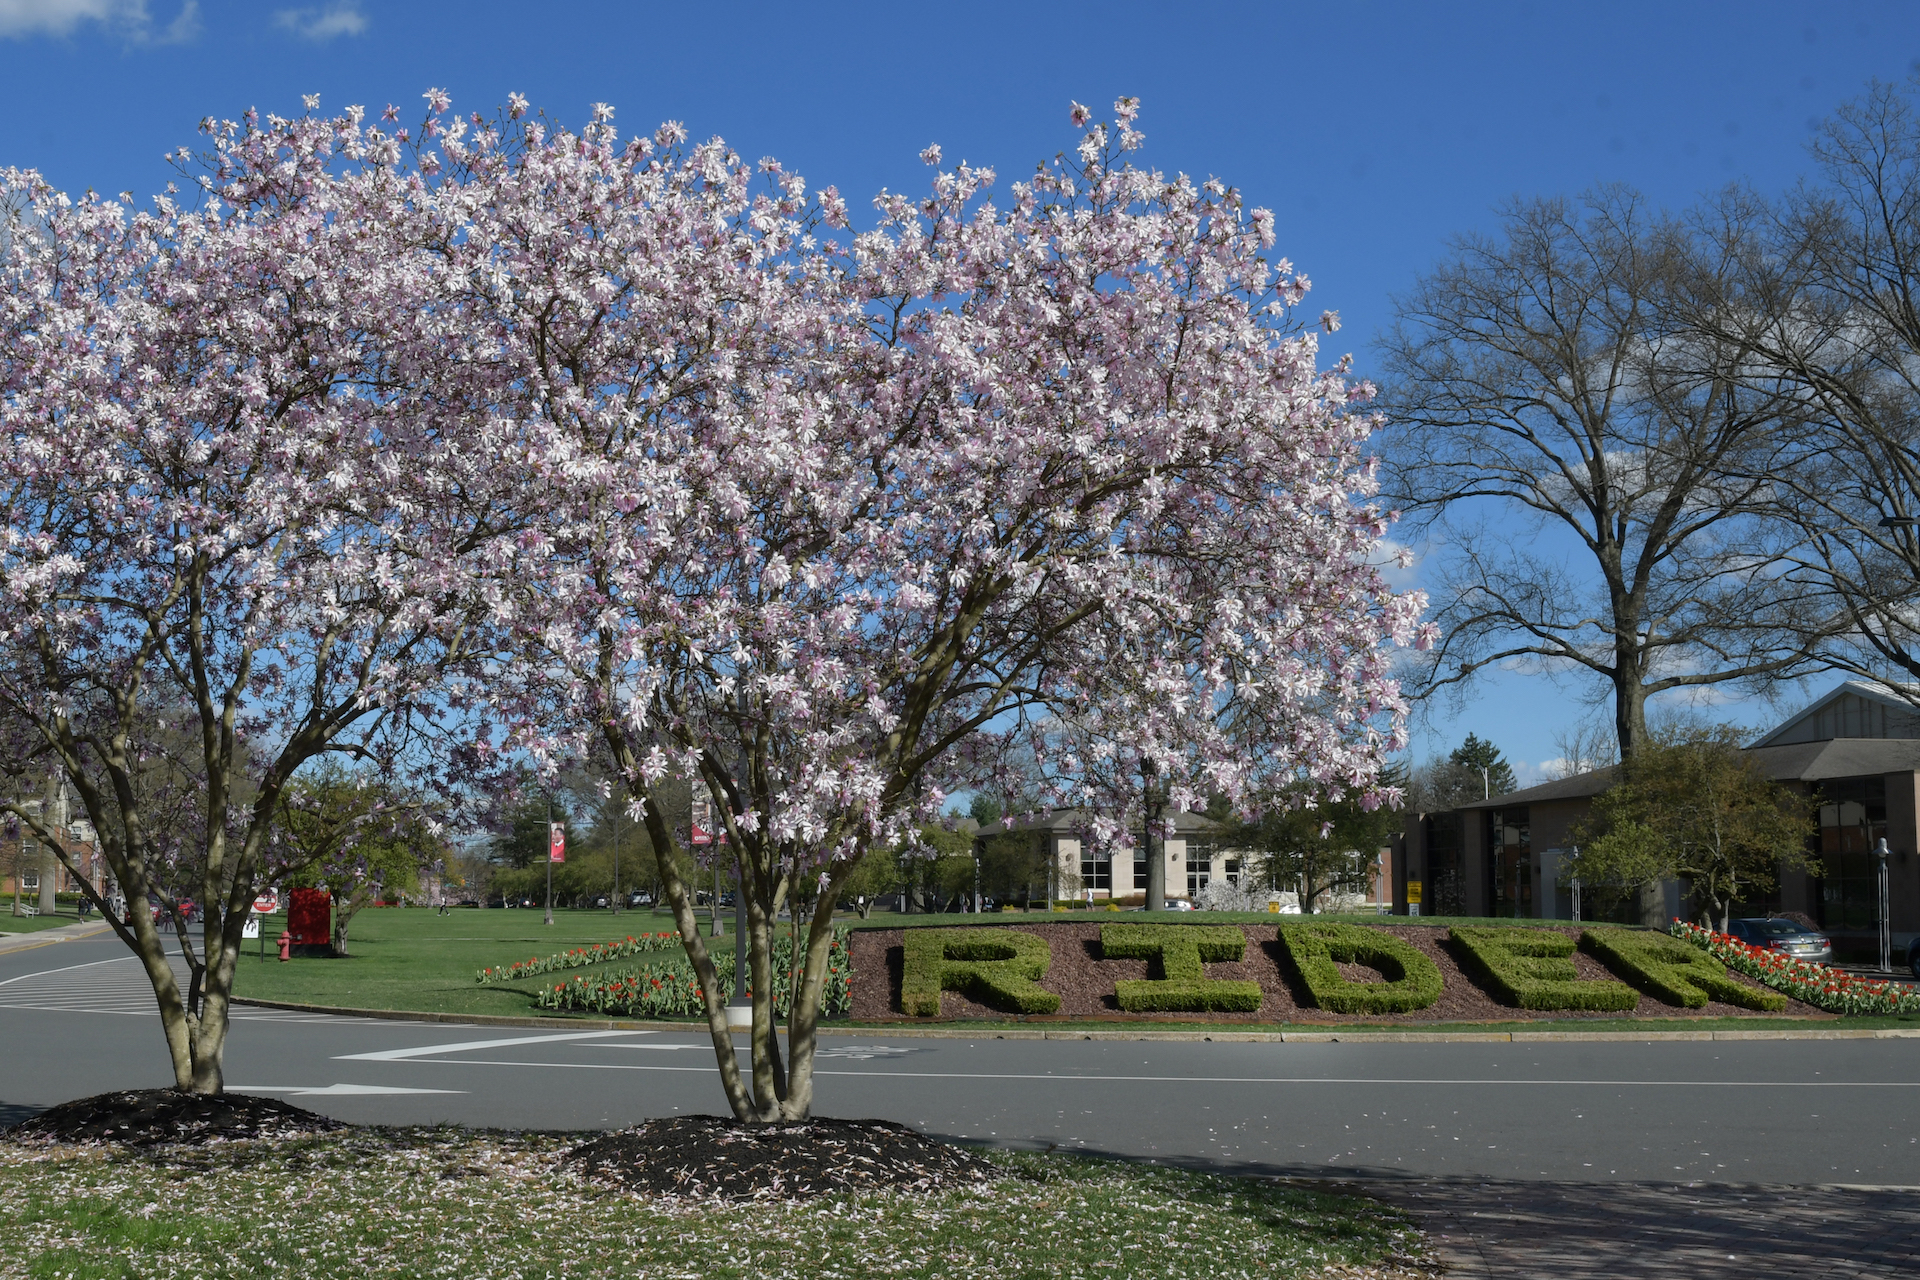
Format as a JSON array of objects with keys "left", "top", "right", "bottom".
[
  {"left": 611, "top": 799, "right": 622, "bottom": 917},
  {"left": 1877, "top": 837, "right": 1892, "bottom": 974}
]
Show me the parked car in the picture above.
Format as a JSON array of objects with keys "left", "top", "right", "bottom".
[
  {"left": 1726, "top": 916, "right": 1832, "bottom": 964},
  {"left": 625, "top": 891, "right": 653, "bottom": 908}
]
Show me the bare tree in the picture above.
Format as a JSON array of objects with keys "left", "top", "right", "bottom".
[
  {"left": 1545, "top": 715, "right": 1619, "bottom": 781},
  {"left": 1680, "top": 80, "right": 1920, "bottom": 695},
  {"left": 1381, "top": 189, "right": 1823, "bottom": 759}
]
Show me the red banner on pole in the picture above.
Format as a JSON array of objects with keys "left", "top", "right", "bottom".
[{"left": 549, "top": 822, "right": 566, "bottom": 863}]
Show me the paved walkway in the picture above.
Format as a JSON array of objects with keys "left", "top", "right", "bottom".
[{"left": 1373, "top": 1179, "right": 1920, "bottom": 1278}]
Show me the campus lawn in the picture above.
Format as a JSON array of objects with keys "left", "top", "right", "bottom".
[
  {"left": 232, "top": 906, "right": 736, "bottom": 1019},
  {"left": 0, "top": 909, "right": 91, "bottom": 935},
  {"left": 0, "top": 1129, "right": 1427, "bottom": 1280}
]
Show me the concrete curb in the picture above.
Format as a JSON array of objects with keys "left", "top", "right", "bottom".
[{"left": 227, "top": 997, "right": 1920, "bottom": 1043}]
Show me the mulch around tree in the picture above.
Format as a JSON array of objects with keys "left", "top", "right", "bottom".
[
  {"left": 565, "top": 1114, "right": 998, "bottom": 1201},
  {"left": 848, "top": 921, "right": 1828, "bottom": 1023},
  {"left": 4, "top": 1089, "right": 347, "bottom": 1148}
]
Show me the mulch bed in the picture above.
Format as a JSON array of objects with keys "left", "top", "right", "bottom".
[
  {"left": 849, "top": 922, "right": 1828, "bottom": 1023},
  {"left": 566, "top": 1114, "right": 996, "bottom": 1201},
  {"left": 5, "top": 1089, "right": 347, "bottom": 1147}
]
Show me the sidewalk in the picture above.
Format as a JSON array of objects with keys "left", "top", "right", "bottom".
[{"left": 0, "top": 919, "right": 112, "bottom": 955}]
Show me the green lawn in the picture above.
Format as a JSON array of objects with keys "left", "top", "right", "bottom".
[
  {"left": 0, "top": 1129, "right": 1427, "bottom": 1280},
  {"left": 233, "top": 906, "right": 735, "bottom": 1019},
  {"left": 0, "top": 909, "right": 91, "bottom": 935}
]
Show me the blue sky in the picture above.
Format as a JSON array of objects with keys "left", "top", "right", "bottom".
[{"left": 5, "top": 0, "right": 1916, "bottom": 785}]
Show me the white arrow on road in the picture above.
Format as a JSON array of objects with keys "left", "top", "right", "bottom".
[
  {"left": 334, "top": 1030, "right": 657, "bottom": 1062},
  {"left": 230, "top": 1083, "right": 468, "bottom": 1096}
]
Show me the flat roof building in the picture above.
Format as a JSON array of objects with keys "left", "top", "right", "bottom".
[{"left": 1396, "top": 681, "right": 1920, "bottom": 952}]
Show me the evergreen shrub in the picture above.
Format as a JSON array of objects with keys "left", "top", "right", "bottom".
[
  {"left": 1276, "top": 922, "right": 1443, "bottom": 1014},
  {"left": 1100, "top": 924, "right": 1264, "bottom": 1012},
  {"left": 1450, "top": 926, "right": 1637, "bottom": 1011},
  {"left": 1582, "top": 927, "right": 1787, "bottom": 1011},
  {"left": 901, "top": 927, "right": 1060, "bottom": 1016}
]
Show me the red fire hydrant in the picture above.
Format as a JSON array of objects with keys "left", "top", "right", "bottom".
[{"left": 277, "top": 930, "right": 293, "bottom": 962}]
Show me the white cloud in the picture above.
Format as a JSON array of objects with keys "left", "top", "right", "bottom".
[
  {"left": 0, "top": 0, "right": 194, "bottom": 40},
  {"left": 275, "top": 2, "right": 365, "bottom": 40}
]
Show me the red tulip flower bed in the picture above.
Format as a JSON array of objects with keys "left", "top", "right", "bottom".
[
  {"left": 1670, "top": 919, "right": 1920, "bottom": 1016},
  {"left": 532, "top": 929, "right": 853, "bottom": 1020},
  {"left": 475, "top": 933, "right": 682, "bottom": 985}
]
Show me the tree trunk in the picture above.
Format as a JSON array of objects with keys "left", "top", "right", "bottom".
[
  {"left": 1145, "top": 830, "right": 1165, "bottom": 913},
  {"left": 1613, "top": 667, "right": 1651, "bottom": 761}
]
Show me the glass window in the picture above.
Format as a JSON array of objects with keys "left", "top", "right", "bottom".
[
  {"left": 1185, "top": 841, "right": 1215, "bottom": 898},
  {"left": 1486, "top": 807, "right": 1531, "bottom": 918},
  {"left": 1080, "top": 850, "right": 1111, "bottom": 892},
  {"left": 1425, "top": 812, "right": 1466, "bottom": 916},
  {"left": 1816, "top": 777, "right": 1887, "bottom": 932}
]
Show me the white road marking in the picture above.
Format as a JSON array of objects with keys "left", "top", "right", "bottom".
[
  {"left": 589, "top": 1043, "right": 708, "bottom": 1050},
  {"left": 356, "top": 1057, "right": 1920, "bottom": 1088},
  {"left": 334, "top": 1030, "right": 656, "bottom": 1061},
  {"left": 0, "top": 954, "right": 148, "bottom": 986},
  {"left": 812, "top": 1045, "right": 920, "bottom": 1060},
  {"left": 0, "top": 950, "right": 376, "bottom": 1023},
  {"left": 230, "top": 1083, "right": 467, "bottom": 1096}
]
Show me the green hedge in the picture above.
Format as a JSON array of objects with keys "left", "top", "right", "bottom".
[
  {"left": 1276, "top": 922, "right": 1443, "bottom": 1014},
  {"left": 1581, "top": 928, "right": 1787, "bottom": 1011},
  {"left": 900, "top": 927, "right": 1061, "bottom": 1016},
  {"left": 1450, "top": 927, "right": 1638, "bottom": 1012},
  {"left": 1101, "top": 924, "right": 1264, "bottom": 1013}
]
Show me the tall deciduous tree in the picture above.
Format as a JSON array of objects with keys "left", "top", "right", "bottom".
[
  {"left": 1681, "top": 79, "right": 1920, "bottom": 695},
  {"left": 471, "top": 98, "right": 1429, "bottom": 1120},
  {"left": 0, "top": 102, "right": 496, "bottom": 1093},
  {"left": 1382, "top": 189, "right": 1821, "bottom": 760},
  {"left": 1568, "top": 725, "right": 1814, "bottom": 931}
]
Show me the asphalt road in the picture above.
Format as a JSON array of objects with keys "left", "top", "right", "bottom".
[{"left": 4, "top": 932, "right": 1918, "bottom": 1186}]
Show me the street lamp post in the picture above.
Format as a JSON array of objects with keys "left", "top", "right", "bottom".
[{"left": 1877, "top": 837, "right": 1892, "bottom": 974}]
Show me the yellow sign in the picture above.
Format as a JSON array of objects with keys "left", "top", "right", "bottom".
[
  {"left": 1406, "top": 880, "right": 1423, "bottom": 904},
  {"left": 1268, "top": 900, "right": 1280, "bottom": 914}
]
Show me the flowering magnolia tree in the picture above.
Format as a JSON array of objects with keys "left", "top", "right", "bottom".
[
  {"left": 0, "top": 103, "right": 498, "bottom": 1093},
  {"left": 456, "top": 96, "right": 1430, "bottom": 1121}
]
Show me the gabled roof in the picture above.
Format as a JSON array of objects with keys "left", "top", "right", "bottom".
[
  {"left": 1457, "top": 767, "right": 1618, "bottom": 810},
  {"left": 1750, "top": 680, "right": 1920, "bottom": 748},
  {"left": 1746, "top": 737, "right": 1920, "bottom": 781}
]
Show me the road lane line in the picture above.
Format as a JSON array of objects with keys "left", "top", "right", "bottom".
[
  {"left": 230, "top": 1084, "right": 469, "bottom": 1096},
  {"left": 359, "top": 1059, "right": 1920, "bottom": 1086},
  {"left": 333, "top": 1030, "right": 656, "bottom": 1061}
]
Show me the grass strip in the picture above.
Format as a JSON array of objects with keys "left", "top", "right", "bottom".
[
  {"left": 1450, "top": 926, "right": 1638, "bottom": 1011},
  {"left": 0, "top": 1129, "right": 1427, "bottom": 1279}
]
